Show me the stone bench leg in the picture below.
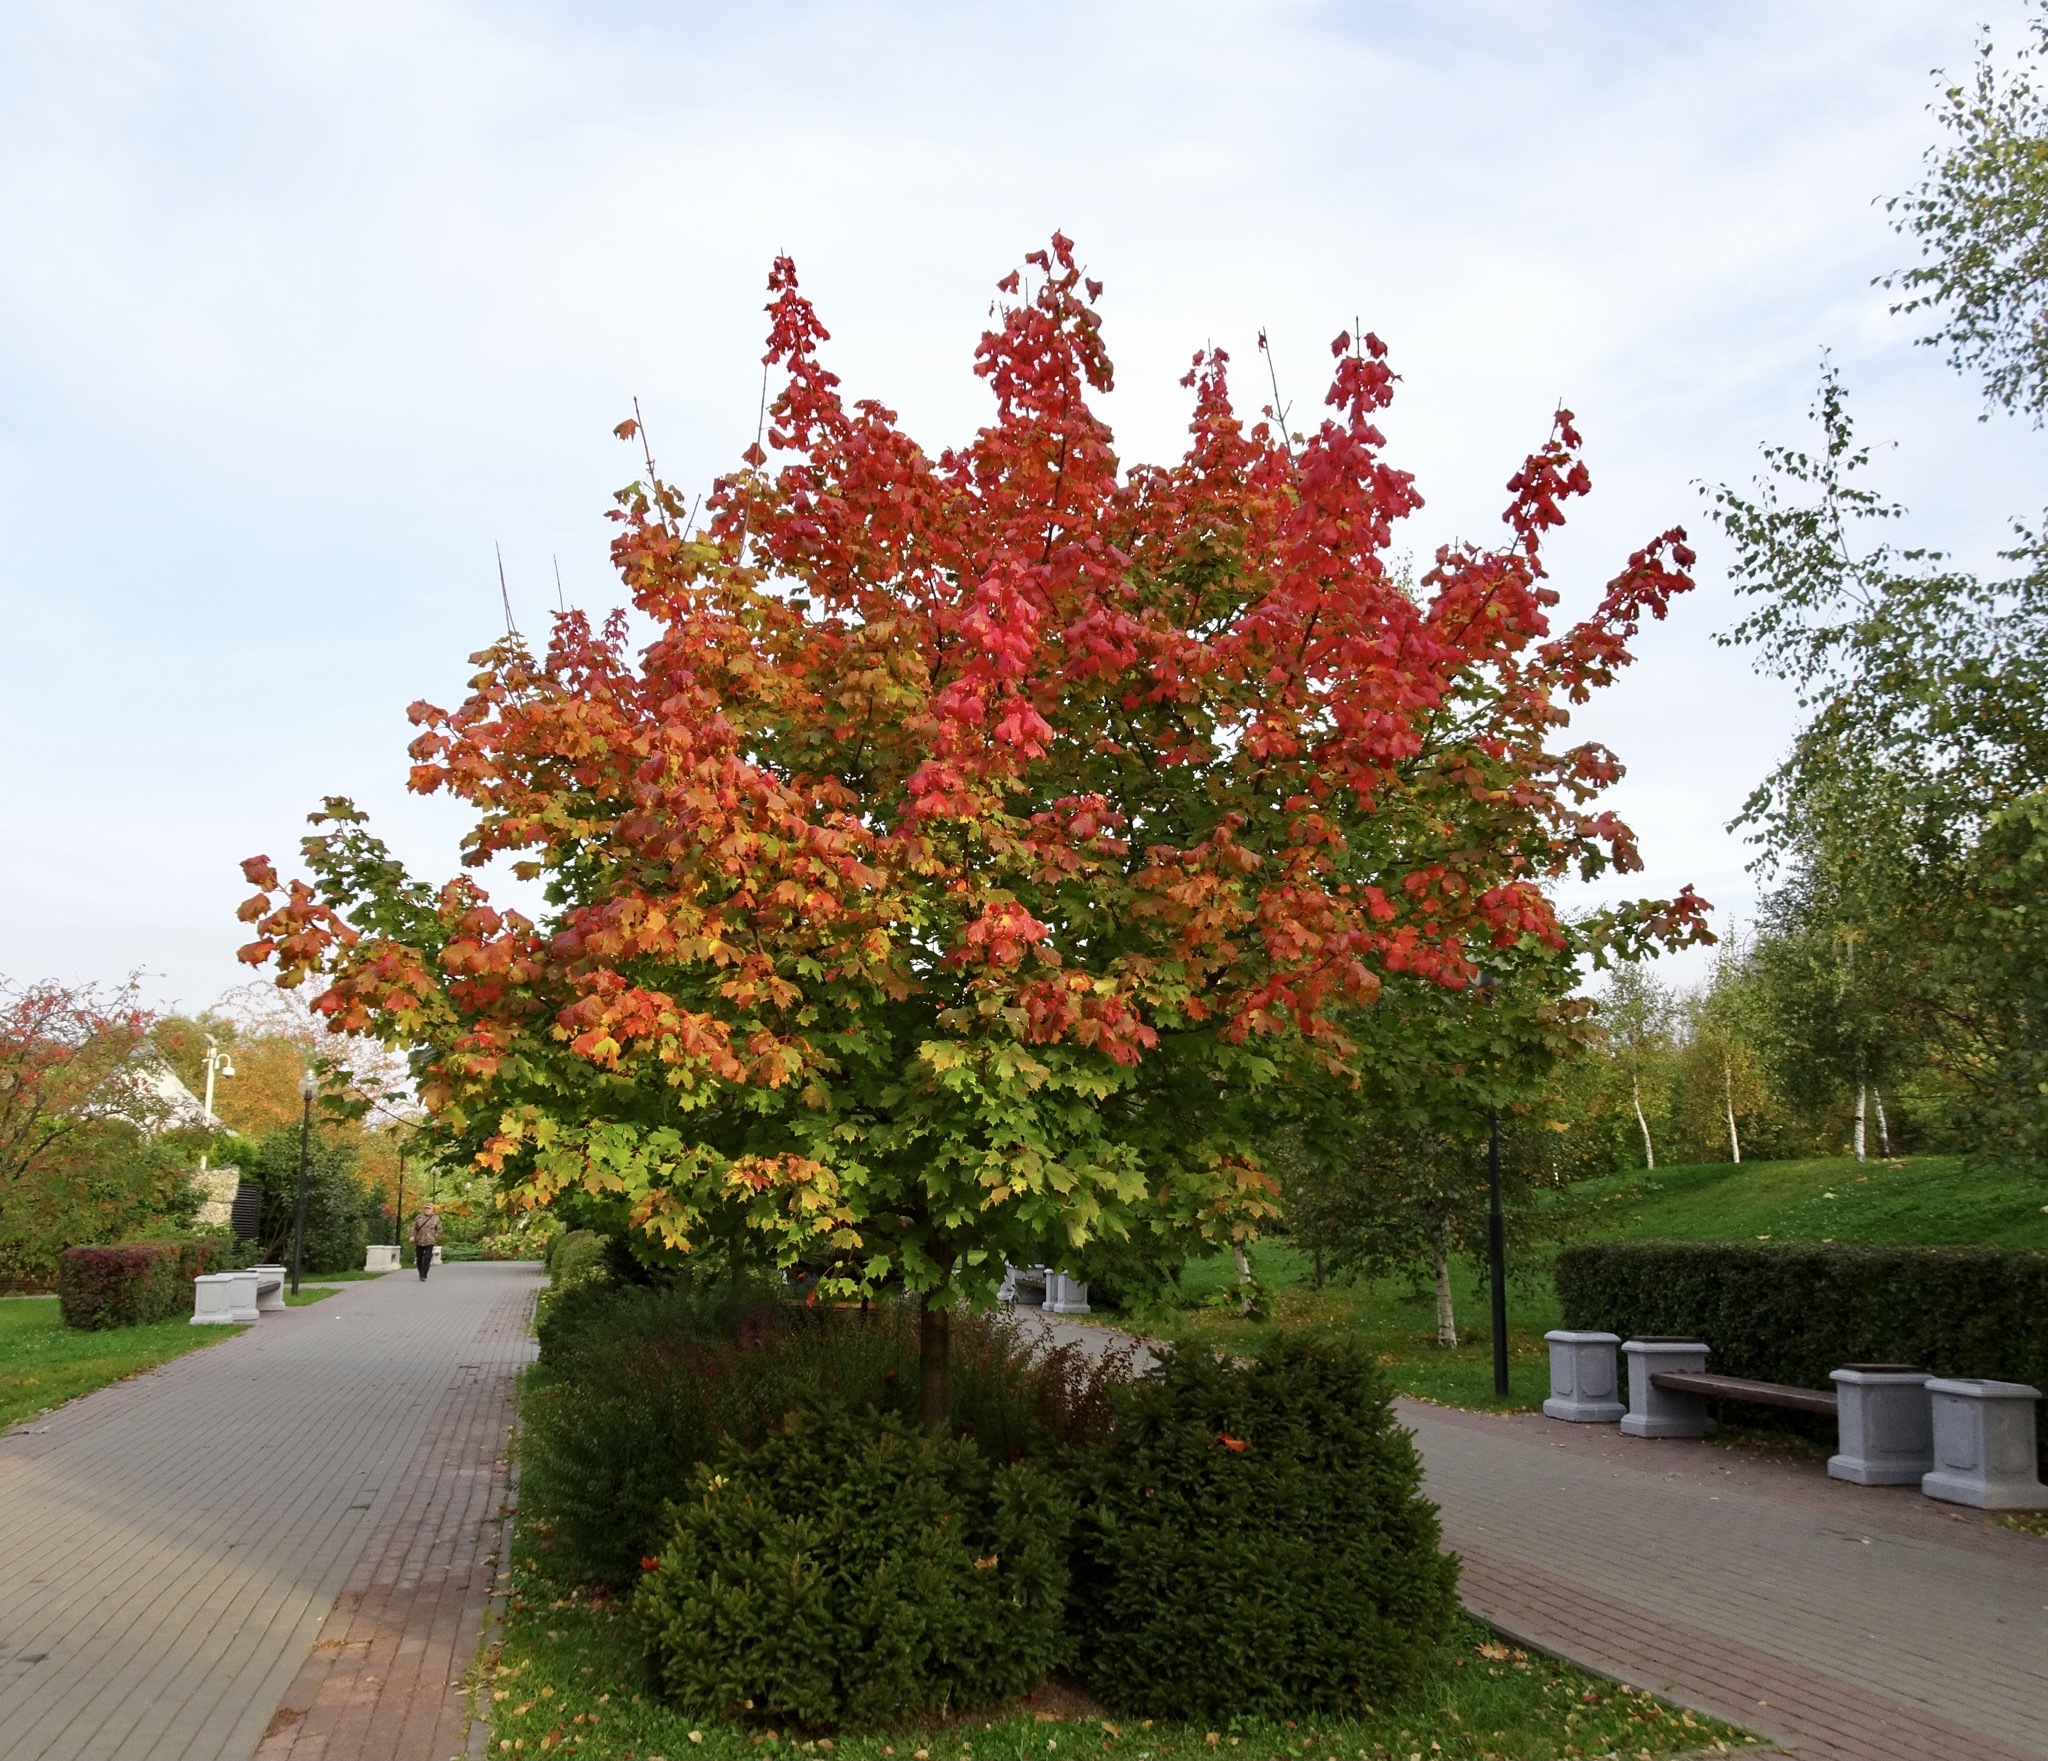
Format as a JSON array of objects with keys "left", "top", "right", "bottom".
[
  {"left": 1829, "top": 1368, "right": 1932, "bottom": 1485},
  {"left": 226, "top": 1270, "right": 260, "bottom": 1324},
  {"left": 1922, "top": 1379, "right": 2048, "bottom": 1510},
  {"left": 1620, "top": 1339, "right": 1713, "bottom": 1439},
  {"left": 1045, "top": 1272, "right": 1092, "bottom": 1316},
  {"left": 191, "top": 1273, "right": 240, "bottom": 1325},
  {"left": 250, "top": 1267, "right": 288, "bottom": 1314},
  {"left": 364, "top": 1244, "right": 401, "bottom": 1273},
  {"left": 1543, "top": 1331, "right": 1624, "bottom": 1423}
]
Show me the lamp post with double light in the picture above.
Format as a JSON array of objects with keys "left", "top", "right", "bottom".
[
  {"left": 291, "top": 1069, "right": 316, "bottom": 1296},
  {"left": 197, "top": 1036, "right": 235, "bottom": 1171}
]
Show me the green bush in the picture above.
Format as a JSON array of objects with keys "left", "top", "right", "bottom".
[
  {"left": 521, "top": 1282, "right": 1125, "bottom": 1588},
  {"left": 241, "top": 1129, "right": 370, "bottom": 1274},
  {"left": 57, "top": 1236, "right": 227, "bottom": 1329},
  {"left": 1555, "top": 1240, "right": 2048, "bottom": 1466},
  {"left": 0, "top": 1124, "right": 201, "bottom": 1290},
  {"left": 633, "top": 1404, "right": 1070, "bottom": 1729},
  {"left": 1069, "top": 1335, "right": 1460, "bottom": 1720},
  {"left": 545, "top": 1228, "right": 593, "bottom": 1275}
]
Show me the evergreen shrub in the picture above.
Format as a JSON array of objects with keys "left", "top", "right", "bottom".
[
  {"left": 633, "top": 1405, "right": 1070, "bottom": 1729},
  {"left": 1555, "top": 1240, "right": 2048, "bottom": 1465},
  {"left": 1069, "top": 1335, "right": 1460, "bottom": 1720},
  {"left": 58, "top": 1236, "right": 227, "bottom": 1329},
  {"left": 520, "top": 1281, "right": 1124, "bottom": 1588},
  {"left": 545, "top": 1227, "right": 601, "bottom": 1278}
]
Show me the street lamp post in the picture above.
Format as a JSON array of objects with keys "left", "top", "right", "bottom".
[
  {"left": 291, "top": 1069, "right": 316, "bottom": 1297},
  {"left": 1473, "top": 971, "right": 1510, "bottom": 1399},
  {"left": 1486, "top": 1105, "right": 1508, "bottom": 1397},
  {"left": 197, "top": 1036, "right": 235, "bottom": 1171}
]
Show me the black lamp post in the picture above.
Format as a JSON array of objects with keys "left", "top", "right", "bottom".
[
  {"left": 1473, "top": 972, "right": 1510, "bottom": 1398},
  {"left": 291, "top": 1069, "right": 316, "bottom": 1297}
]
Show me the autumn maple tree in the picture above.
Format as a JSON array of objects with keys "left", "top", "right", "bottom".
[{"left": 239, "top": 237, "right": 1706, "bottom": 1421}]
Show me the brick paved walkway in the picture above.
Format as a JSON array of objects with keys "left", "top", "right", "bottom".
[
  {"left": 1405, "top": 1400, "right": 2048, "bottom": 1761},
  {"left": 1030, "top": 1314, "right": 2048, "bottom": 1760},
  {"left": 0, "top": 1261, "right": 539, "bottom": 1761}
]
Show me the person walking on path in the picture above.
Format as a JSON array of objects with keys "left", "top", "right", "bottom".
[{"left": 409, "top": 1204, "right": 441, "bottom": 1280}]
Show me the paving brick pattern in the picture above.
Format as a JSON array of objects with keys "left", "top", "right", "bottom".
[
  {"left": 0, "top": 1262, "right": 540, "bottom": 1761},
  {"left": 1401, "top": 1399, "right": 2048, "bottom": 1761},
  {"left": 254, "top": 1283, "right": 533, "bottom": 1761}
]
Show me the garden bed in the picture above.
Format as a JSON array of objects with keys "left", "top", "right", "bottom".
[
  {"left": 481, "top": 1553, "right": 1751, "bottom": 1761},
  {"left": 496, "top": 1272, "right": 1755, "bottom": 1759}
]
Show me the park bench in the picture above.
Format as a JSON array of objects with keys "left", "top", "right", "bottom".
[
  {"left": 1650, "top": 1368, "right": 1838, "bottom": 1416},
  {"left": 191, "top": 1268, "right": 285, "bottom": 1325},
  {"left": 1547, "top": 1333, "right": 2046, "bottom": 1507}
]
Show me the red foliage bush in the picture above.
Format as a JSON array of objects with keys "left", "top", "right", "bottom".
[{"left": 58, "top": 1237, "right": 226, "bottom": 1330}]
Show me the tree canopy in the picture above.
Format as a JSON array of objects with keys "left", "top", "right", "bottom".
[{"left": 237, "top": 239, "right": 1708, "bottom": 1370}]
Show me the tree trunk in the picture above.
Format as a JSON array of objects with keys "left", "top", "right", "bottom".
[
  {"left": 1723, "top": 1057, "right": 1741, "bottom": 1164},
  {"left": 1311, "top": 1247, "right": 1325, "bottom": 1292},
  {"left": 1433, "top": 1238, "right": 1457, "bottom": 1348},
  {"left": 1875, "top": 1089, "right": 1891, "bottom": 1158},
  {"left": 918, "top": 1295, "right": 951, "bottom": 1433},
  {"left": 1232, "top": 1244, "right": 1254, "bottom": 1315},
  {"left": 1632, "top": 1074, "right": 1656, "bottom": 1170},
  {"left": 1854, "top": 1076, "right": 1868, "bottom": 1164}
]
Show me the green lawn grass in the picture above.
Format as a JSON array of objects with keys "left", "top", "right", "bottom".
[
  {"left": 0, "top": 1298, "right": 238, "bottom": 1430},
  {"left": 1118, "top": 1154, "right": 2047, "bottom": 1413},
  {"left": 1568, "top": 1154, "right": 2048, "bottom": 1248},
  {"left": 482, "top": 1552, "right": 1754, "bottom": 1761},
  {"left": 0, "top": 1287, "right": 335, "bottom": 1431}
]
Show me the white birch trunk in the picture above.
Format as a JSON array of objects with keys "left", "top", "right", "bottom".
[
  {"left": 1232, "top": 1244, "right": 1253, "bottom": 1315},
  {"left": 1632, "top": 1074, "right": 1656, "bottom": 1170},
  {"left": 1875, "top": 1090, "right": 1891, "bottom": 1158},
  {"left": 1723, "top": 1057, "right": 1741, "bottom": 1164},
  {"left": 1434, "top": 1241, "right": 1458, "bottom": 1348},
  {"left": 1854, "top": 1080, "right": 1868, "bottom": 1164}
]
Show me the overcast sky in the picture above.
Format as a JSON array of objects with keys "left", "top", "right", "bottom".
[{"left": 2, "top": 0, "right": 2041, "bottom": 1014}]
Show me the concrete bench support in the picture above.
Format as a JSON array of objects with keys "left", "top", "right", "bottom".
[
  {"left": 1543, "top": 1331, "right": 1625, "bottom": 1423},
  {"left": 1044, "top": 1271, "right": 1091, "bottom": 1315},
  {"left": 1828, "top": 1367, "right": 1933, "bottom": 1485},
  {"left": 191, "top": 1274, "right": 241, "bottom": 1325},
  {"left": 1921, "top": 1379, "right": 2048, "bottom": 1510},
  {"left": 364, "top": 1244, "right": 402, "bottom": 1273},
  {"left": 250, "top": 1266, "right": 288, "bottom": 1313},
  {"left": 1621, "top": 1339, "right": 1713, "bottom": 1438},
  {"left": 998, "top": 1265, "right": 1089, "bottom": 1314}
]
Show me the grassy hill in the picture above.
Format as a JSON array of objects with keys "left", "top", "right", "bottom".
[
  {"left": 1131, "top": 1154, "right": 2048, "bottom": 1412},
  {"left": 1567, "top": 1154, "right": 2048, "bottom": 1249}
]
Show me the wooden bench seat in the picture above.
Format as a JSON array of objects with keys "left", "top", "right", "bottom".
[{"left": 1650, "top": 1370, "right": 1837, "bottom": 1417}]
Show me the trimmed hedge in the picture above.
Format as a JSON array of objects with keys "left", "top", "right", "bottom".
[
  {"left": 1069, "top": 1335, "right": 1461, "bottom": 1720},
  {"left": 58, "top": 1236, "right": 227, "bottom": 1330},
  {"left": 633, "top": 1405, "right": 1070, "bottom": 1729},
  {"left": 1555, "top": 1240, "right": 2048, "bottom": 1466}
]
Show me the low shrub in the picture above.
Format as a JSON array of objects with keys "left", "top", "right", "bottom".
[
  {"left": 1069, "top": 1335, "right": 1461, "bottom": 1720},
  {"left": 58, "top": 1236, "right": 227, "bottom": 1329},
  {"left": 535, "top": 1229, "right": 610, "bottom": 1333},
  {"left": 633, "top": 1404, "right": 1070, "bottom": 1729},
  {"left": 1554, "top": 1240, "right": 2048, "bottom": 1465},
  {"left": 521, "top": 1281, "right": 1125, "bottom": 1587},
  {"left": 545, "top": 1227, "right": 602, "bottom": 1278}
]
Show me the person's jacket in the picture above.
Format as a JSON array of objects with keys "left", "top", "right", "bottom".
[{"left": 411, "top": 1211, "right": 442, "bottom": 1247}]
